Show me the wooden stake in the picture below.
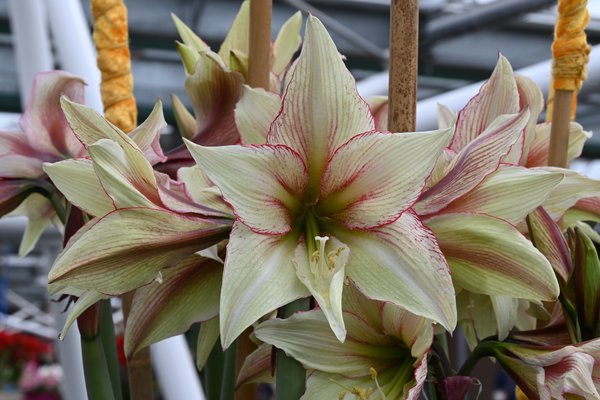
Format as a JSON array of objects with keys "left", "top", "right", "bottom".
[
  {"left": 248, "top": 0, "right": 272, "bottom": 90},
  {"left": 235, "top": 3, "right": 273, "bottom": 398},
  {"left": 388, "top": 0, "right": 419, "bottom": 132},
  {"left": 547, "top": 89, "right": 573, "bottom": 168}
]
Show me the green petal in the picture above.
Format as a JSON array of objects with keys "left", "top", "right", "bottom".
[
  {"left": 219, "top": 222, "right": 309, "bottom": 348},
  {"left": 236, "top": 343, "right": 274, "bottom": 386},
  {"left": 415, "top": 109, "right": 530, "bottom": 215},
  {"left": 171, "top": 13, "right": 209, "bottom": 55},
  {"left": 196, "top": 317, "right": 220, "bottom": 371},
  {"left": 539, "top": 168, "right": 600, "bottom": 222},
  {"left": 426, "top": 213, "right": 559, "bottom": 301},
  {"left": 235, "top": 85, "right": 281, "bottom": 145},
  {"left": 44, "top": 159, "right": 114, "bottom": 217},
  {"left": 441, "top": 165, "right": 563, "bottom": 225},
  {"left": 48, "top": 208, "right": 230, "bottom": 295},
  {"left": 59, "top": 290, "right": 108, "bottom": 340},
  {"left": 269, "top": 16, "right": 374, "bottom": 187},
  {"left": 526, "top": 122, "right": 591, "bottom": 167},
  {"left": 171, "top": 94, "right": 196, "bottom": 140},
  {"left": 329, "top": 210, "right": 457, "bottom": 331},
  {"left": 186, "top": 142, "right": 307, "bottom": 235},
  {"left": 124, "top": 255, "right": 222, "bottom": 356},
  {"left": 272, "top": 12, "right": 303, "bottom": 76},
  {"left": 88, "top": 139, "right": 160, "bottom": 209},
  {"left": 450, "top": 55, "right": 519, "bottom": 152},
  {"left": 217, "top": 1, "right": 250, "bottom": 64},
  {"left": 255, "top": 309, "right": 398, "bottom": 377}
]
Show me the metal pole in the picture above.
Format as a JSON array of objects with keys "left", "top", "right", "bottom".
[
  {"left": 7, "top": 0, "right": 54, "bottom": 107},
  {"left": 45, "top": 0, "right": 103, "bottom": 113}
]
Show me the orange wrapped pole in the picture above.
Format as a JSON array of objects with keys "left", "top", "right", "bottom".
[
  {"left": 89, "top": 1, "right": 150, "bottom": 399},
  {"left": 91, "top": 0, "right": 137, "bottom": 132},
  {"left": 388, "top": 0, "right": 419, "bottom": 132},
  {"left": 547, "top": 0, "right": 590, "bottom": 167}
]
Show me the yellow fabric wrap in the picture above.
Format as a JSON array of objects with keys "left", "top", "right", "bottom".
[
  {"left": 546, "top": 0, "right": 590, "bottom": 121},
  {"left": 91, "top": 0, "right": 137, "bottom": 132}
]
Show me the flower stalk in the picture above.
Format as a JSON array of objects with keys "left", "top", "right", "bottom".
[{"left": 275, "top": 298, "right": 311, "bottom": 400}]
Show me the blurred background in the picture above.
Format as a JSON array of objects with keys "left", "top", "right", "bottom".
[{"left": 0, "top": 1, "right": 599, "bottom": 399}]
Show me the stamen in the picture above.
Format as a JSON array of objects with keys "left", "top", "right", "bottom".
[{"left": 369, "top": 367, "right": 387, "bottom": 400}]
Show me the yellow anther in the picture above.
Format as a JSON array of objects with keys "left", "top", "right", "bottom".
[
  {"left": 351, "top": 387, "right": 369, "bottom": 400},
  {"left": 338, "top": 392, "right": 346, "bottom": 400},
  {"left": 369, "top": 367, "right": 378, "bottom": 381}
]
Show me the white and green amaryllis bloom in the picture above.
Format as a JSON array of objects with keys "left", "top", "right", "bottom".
[{"left": 186, "top": 16, "right": 457, "bottom": 346}]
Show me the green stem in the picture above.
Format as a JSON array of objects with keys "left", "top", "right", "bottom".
[
  {"left": 204, "top": 342, "right": 225, "bottom": 400},
  {"left": 81, "top": 336, "right": 116, "bottom": 400},
  {"left": 276, "top": 298, "right": 311, "bottom": 400},
  {"left": 431, "top": 334, "right": 452, "bottom": 378},
  {"left": 99, "top": 300, "right": 123, "bottom": 400},
  {"left": 43, "top": 186, "right": 67, "bottom": 225},
  {"left": 457, "top": 341, "right": 498, "bottom": 377},
  {"left": 220, "top": 341, "right": 237, "bottom": 400}
]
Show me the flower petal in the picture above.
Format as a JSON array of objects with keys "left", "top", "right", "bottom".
[
  {"left": 438, "top": 103, "right": 456, "bottom": 130},
  {"left": 219, "top": 222, "right": 309, "bottom": 348},
  {"left": 293, "top": 235, "right": 349, "bottom": 342},
  {"left": 196, "top": 317, "right": 220, "bottom": 371},
  {"left": 171, "top": 13, "right": 209, "bottom": 54},
  {"left": 440, "top": 165, "right": 563, "bottom": 225},
  {"left": 0, "top": 179, "right": 37, "bottom": 218},
  {"left": 171, "top": 94, "right": 196, "bottom": 140},
  {"left": 490, "top": 295, "right": 519, "bottom": 341},
  {"left": 255, "top": 309, "right": 399, "bottom": 377},
  {"left": 450, "top": 55, "right": 519, "bottom": 152},
  {"left": 236, "top": 343, "right": 274, "bottom": 387},
  {"left": 48, "top": 208, "right": 230, "bottom": 295},
  {"left": 415, "top": 109, "right": 530, "bottom": 215},
  {"left": 186, "top": 142, "right": 307, "bottom": 234},
  {"left": 526, "top": 122, "right": 591, "bottom": 167},
  {"left": 179, "top": 50, "right": 243, "bottom": 148},
  {"left": 271, "top": 11, "right": 303, "bottom": 76},
  {"left": 235, "top": 85, "right": 281, "bottom": 145},
  {"left": 44, "top": 159, "right": 114, "bottom": 217},
  {"left": 526, "top": 206, "right": 572, "bottom": 283},
  {"left": 59, "top": 290, "right": 109, "bottom": 341},
  {"left": 15, "top": 193, "right": 55, "bottom": 257},
  {"left": 125, "top": 255, "right": 222, "bottom": 356},
  {"left": 539, "top": 167, "right": 600, "bottom": 222},
  {"left": 0, "top": 131, "right": 45, "bottom": 178},
  {"left": 381, "top": 303, "right": 433, "bottom": 358},
  {"left": 177, "top": 166, "right": 233, "bottom": 216},
  {"left": 366, "top": 96, "right": 389, "bottom": 131},
  {"left": 88, "top": 139, "right": 161, "bottom": 209},
  {"left": 217, "top": 1, "right": 250, "bottom": 64},
  {"left": 319, "top": 128, "right": 452, "bottom": 229},
  {"left": 268, "top": 16, "right": 374, "bottom": 186},
  {"left": 128, "top": 101, "right": 167, "bottom": 165},
  {"left": 425, "top": 213, "right": 559, "bottom": 301},
  {"left": 21, "top": 71, "right": 85, "bottom": 158},
  {"left": 508, "top": 75, "right": 544, "bottom": 165},
  {"left": 329, "top": 209, "right": 457, "bottom": 331}
]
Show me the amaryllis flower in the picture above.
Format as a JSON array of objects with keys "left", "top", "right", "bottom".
[
  {"left": 254, "top": 285, "right": 433, "bottom": 399},
  {"left": 45, "top": 99, "right": 232, "bottom": 353},
  {"left": 0, "top": 72, "right": 85, "bottom": 254},
  {"left": 383, "top": 57, "right": 560, "bottom": 345},
  {"left": 160, "top": 2, "right": 302, "bottom": 175},
  {"left": 186, "top": 16, "right": 456, "bottom": 346},
  {"left": 493, "top": 339, "right": 600, "bottom": 399}
]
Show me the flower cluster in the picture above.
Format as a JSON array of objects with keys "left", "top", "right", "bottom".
[{"left": 1, "top": 2, "right": 600, "bottom": 398}]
